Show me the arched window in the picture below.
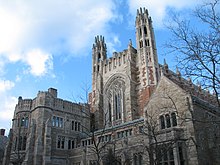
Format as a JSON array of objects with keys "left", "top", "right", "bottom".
[
  {"left": 139, "top": 41, "right": 143, "bottom": 48},
  {"left": 115, "top": 93, "right": 121, "bottom": 120},
  {"left": 105, "top": 78, "right": 125, "bottom": 124},
  {"left": 98, "top": 53, "right": 101, "bottom": 61},
  {"left": 144, "top": 26, "right": 147, "bottom": 35},
  {"left": 160, "top": 116, "right": 165, "bottom": 129},
  {"left": 171, "top": 113, "right": 177, "bottom": 127},
  {"left": 139, "top": 28, "right": 142, "bottom": 37},
  {"left": 165, "top": 114, "right": 171, "bottom": 128}
]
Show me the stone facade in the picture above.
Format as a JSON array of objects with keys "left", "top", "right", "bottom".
[
  {"left": 0, "top": 129, "right": 8, "bottom": 165},
  {"left": 3, "top": 7, "right": 220, "bottom": 165},
  {"left": 4, "top": 88, "right": 90, "bottom": 165},
  {"left": 90, "top": 8, "right": 159, "bottom": 129}
]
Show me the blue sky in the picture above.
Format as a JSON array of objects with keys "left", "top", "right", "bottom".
[{"left": 0, "top": 0, "right": 203, "bottom": 135}]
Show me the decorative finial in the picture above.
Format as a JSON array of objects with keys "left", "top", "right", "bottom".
[
  {"left": 164, "top": 58, "right": 167, "bottom": 65},
  {"left": 176, "top": 66, "right": 181, "bottom": 77},
  {"left": 129, "top": 39, "right": 132, "bottom": 46},
  {"left": 137, "top": 9, "right": 139, "bottom": 15},
  {"left": 187, "top": 77, "right": 192, "bottom": 84}
]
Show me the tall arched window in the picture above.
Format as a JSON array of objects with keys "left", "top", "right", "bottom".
[
  {"left": 139, "top": 28, "right": 142, "bottom": 37},
  {"left": 165, "top": 114, "right": 171, "bottom": 128},
  {"left": 171, "top": 113, "right": 177, "bottom": 127},
  {"left": 104, "top": 76, "right": 125, "bottom": 124},
  {"left": 98, "top": 53, "right": 101, "bottom": 61},
  {"left": 160, "top": 116, "right": 165, "bottom": 129},
  {"left": 115, "top": 93, "right": 121, "bottom": 120},
  {"left": 144, "top": 26, "right": 147, "bottom": 35}
]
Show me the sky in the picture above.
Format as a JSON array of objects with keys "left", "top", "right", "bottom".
[{"left": 0, "top": 0, "right": 204, "bottom": 135}]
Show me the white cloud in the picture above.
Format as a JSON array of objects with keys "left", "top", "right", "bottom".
[
  {"left": 0, "top": 0, "right": 120, "bottom": 76},
  {"left": 0, "top": 79, "right": 16, "bottom": 133},
  {"left": 0, "top": 94, "right": 17, "bottom": 135},
  {"left": 25, "top": 49, "right": 53, "bottom": 76},
  {"left": 0, "top": 95, "right": 17, "bottom": 120},
  {"left": 106, "top": 35, "right": 122, "bottom": 54},
  {"left": 128, "top": 0, "right": 201, "bottom": 28},
  {"left": 0, "top": 80, "right": 15, "bottom": 92},
  {"left": 0, "top": 0, "right": 118, "bottom": 55},
  {"left": 0, "top": 8, "right": 26, "bottom": 53}
]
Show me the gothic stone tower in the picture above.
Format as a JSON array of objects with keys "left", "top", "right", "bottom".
[
  {"left": 135, "top": 8, "right": 160, "bottom": 112},
  {"left": 91, "top": 8, "right": 160, "bottom": 129}
]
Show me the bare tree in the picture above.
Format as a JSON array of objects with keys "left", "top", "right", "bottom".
[
  {"left": 142, "top": 82, "right": 220, "bottom": 165},
  {"left": 165, "top": 0, "right": 220, "bottom": 107},
  {"left": 3, "top": 118, "right": 28, "bottom": 165},
  {"left": 142, "top": 94, "right": 184, "bottom": 165},
  {"left": 72, "top": 82, "right": 119, "bottom": 165}
]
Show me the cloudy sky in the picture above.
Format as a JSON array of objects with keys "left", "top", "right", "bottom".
[{"left": 0, "top": 0, "right": 203, "bottom": 135}]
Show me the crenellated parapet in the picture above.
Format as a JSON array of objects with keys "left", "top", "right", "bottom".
[
  {"left": 161, "top": 61, "right": 219, "bottom": 106},
  {"left": 15, "top": 97, "right": 32, "bottom": 113},
  {"left": 96, "top": 43, "right": 137, "bottom": 75},
  {"left": 103, "top": 51, "right": 128, "bottom": 74}
]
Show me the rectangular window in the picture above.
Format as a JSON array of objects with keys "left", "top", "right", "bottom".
[
  {"left": 157, "top": 144, "right": 175, "bottom": 165},
  {"left": 53, "top": 116, "right": 64, "bottom": 128},
  {"left": 21, "top": 118, "right": 25, "bottom": 126},
  {"left": 57, "top": 136, "right": 61, "bottom": 148},
  {"left": 60, "top": 118, "right": 63, "bottom": 128},
  {"left": 78, "top": 122, "right": 80, "bottom": 131},
  {"left": 72, "top": 121, "right": 74, "bottom": 130},
  {"left": 56, "top": 117, "right": 59, "bottom": 127},
  {"left": 52, "top": 116, "right": 56, "bottom": 126},
  {"left": 134, "top": 153, "right": 143, "bottom": 165},
  {"left": 61, "top": 136, "right": 65, "bottom": 149},
  {"left": 72, "top": 140, "right": 75, "bottom": 149},
  {"left": 178, "top": 142, "right": 185, "bottom": 165},
  {"left": 75, "top": 122, "right": 78, "bottom": 131},
  {"left": 24, "top": 117, "right": 29, "bottom": 127},
  {"left": 57, "top": 136, "right": 65, "bottom": 149},
  {"left": 68, "top": 140, "right": 71, "bottom": 149}
]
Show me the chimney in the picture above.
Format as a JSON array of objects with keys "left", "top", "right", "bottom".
[
  {"left": 48, "top": 88, "right": 57, "bottom": 98},
  {"left": 0, "top": 129, "right": 5, "bottom": 136}
]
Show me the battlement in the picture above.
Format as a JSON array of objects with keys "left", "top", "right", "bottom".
[
  {"left": 103, "top": 50, "right": 127, "bottom": 73},
  {"left": 15, "top": 88, "right": 89, "bottom": 116},
  {"left": 16, "top": 97, "right": 32, "bottom": 112},
  {"left": 161, "top": 63, "right": 219, "bottom": 106},
  {"left": 95, "top": 43, "right": 137, "bottom": 75}
]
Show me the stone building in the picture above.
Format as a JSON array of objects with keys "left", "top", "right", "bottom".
[
  {"left": 3, "top": 8, "right": 220, "bottom": 165},
  {"left": 3, "top": 88, "right": 90, "bottom": 165},
  {"left": 0, "top": 129, "right": 8, "bottom": 165}
]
